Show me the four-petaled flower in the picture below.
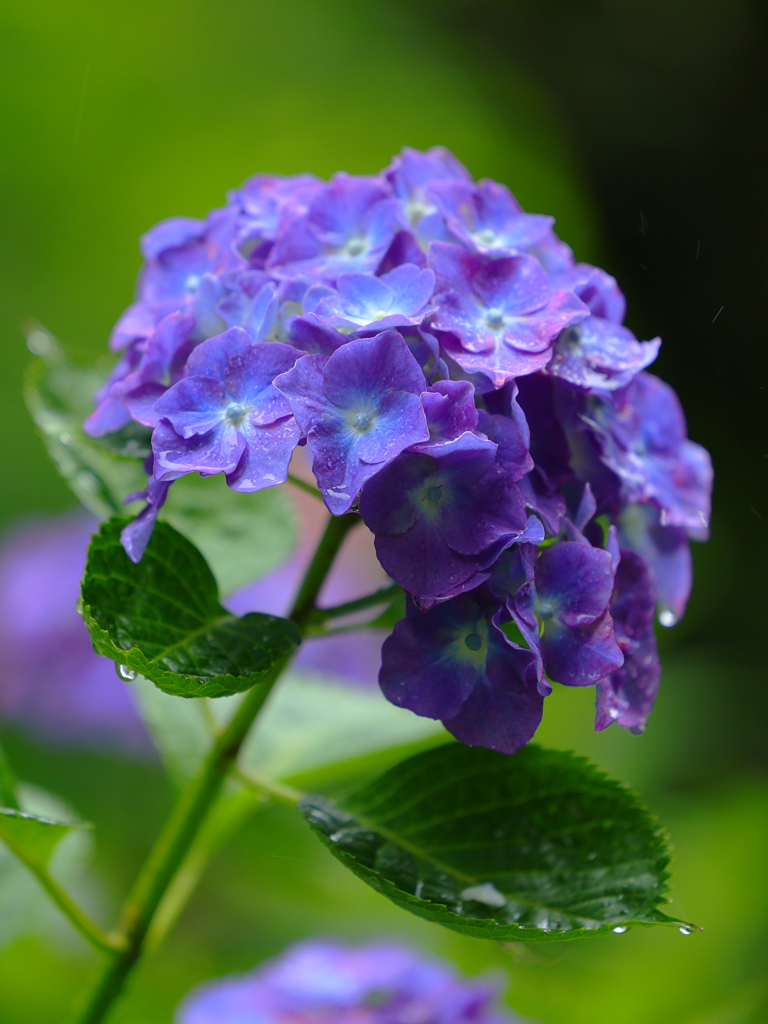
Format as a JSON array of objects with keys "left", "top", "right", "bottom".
[
  {"left": 274, "top": 330, "right": 429, "bottom": 514},
  {"left": 152, "top": 326, "right": 301, "bottom": 492},
  {"left": 429, "top": 242, "right": 589, "bottom": 386}
]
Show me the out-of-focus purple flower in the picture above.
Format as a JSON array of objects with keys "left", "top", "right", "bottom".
[
  {"left": 359, "top": 433, "right": 528, "bottom": 604},
  {"left": 110, "top": 209, "right": 246, "bottom": 353},
  {"left": 618, "top": 503, "right": 692, "bottom": 626},
  {"left": 274, "top": 331, "right": 429, "bottom": 514},
  {"left": 217, "top": 275, "right": 278, "bottom": 340},
  {"left": 545, "top": 316, "right": 661, "bottom": 391},
  {"left": 309, "top": 264, "right": 436, "bottom": 332},
  {"left": 177, "top": 938, "right": 519, "bottom": 1024},
  {"left": 287, "top": 313, "right": 348, "bottom": 356},
  {"left": 430, "top": 179, "right": 554, "bottom": 258},
  {"left": 228, "top": 172, "right": 322, "bottom": 260},
  {"left": 380, "top": 588, "right": 543, "bottom": 754},
  {"left": 587, "top": 372, "right": 713, "bottom": 535},
  {"left": 152, "top": 327, "right": 301, "bottom": 492},
  {"left": 267, "top": 173, "right": 401, "bottom": 282},
  {"left": 596, "top": 548, "right": 661, "bottom": 733},
  {"left": 550, "top": 262, "right": 626, "bottom": 324},
  {"left": 385, "top": 145, "right": 471, "bottom": 248},
  {"left": 0, "top": 513, "right": 151, "bottom": 754},
  {"left": 85, "top": 312, "right": 196, "bottom": 436},
  {"left": 500, "top": 542, "right": 623, "bottom": 688},
  {"left": 429, "top": 243, "right": 589, "bottom": 386}
]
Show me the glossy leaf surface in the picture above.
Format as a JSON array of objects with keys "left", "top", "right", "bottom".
[
  {"left": 301, "top": 742, "right": 693, "bottom": 941},
  {"left": 81, "top": 518, "right": 300, "bottom": 698}
]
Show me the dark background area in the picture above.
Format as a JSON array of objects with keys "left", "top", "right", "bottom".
[{"left": 0, "top": 2, "right": 766, "bottom": 1022}]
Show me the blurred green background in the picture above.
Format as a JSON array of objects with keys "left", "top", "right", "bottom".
[{"left": 0, "top": 0, "right": 766, "bottom": 1022}]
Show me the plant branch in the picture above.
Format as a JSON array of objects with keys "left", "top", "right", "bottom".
[
  {"left": 68, "top": 511, "right": 359, "bottom": 1024},
  {"left": 233, "top": 768, "right": 304, "bottom": 807},
  {"left": 309, "top": 584, "right": 400, "bottom": 626},
  {"left": 287, "top": 473, "right": 324, "bottom": 502},
  {"left": 0, "top": 831, "right": 119, "bottom": 953}
]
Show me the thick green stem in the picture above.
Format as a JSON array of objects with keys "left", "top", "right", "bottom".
[
  {"left": 68, "top": 512, "right": 359, "bottom": 1024},
  {"left": 0, "top": 740, "right": 19, "bottom": 810}
]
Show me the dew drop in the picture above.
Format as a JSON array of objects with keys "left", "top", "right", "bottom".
[
  {"left": 116, "top": 664, "right": 137, "bottom": 682},
  {"left": 613, "top": 926, "right": 628, "bottom": 934},
  {"left": 658, "top": 609, "right": 677, "bottom": 627},
  {"left": 58, "top": 432, "right": 72, "bottom": 445},
  {"left": 679, "top": 926, "right": 692, "bottom": 935},
  {"left": 26, "top": 329, "right": 52, "bottom": 355},
  {"left": 587, "top": 851, "right": 597, "bottom": 860}
]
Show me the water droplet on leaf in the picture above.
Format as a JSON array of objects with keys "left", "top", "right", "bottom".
[
  {"left": 679, "top": 926, "right": 692, "bottom": 935},
  {"left": 116, "top": 664, "right": 137, "bottom": 682},
  {"left": 613, "top": 926, "right": 628, "bottom": 933}
]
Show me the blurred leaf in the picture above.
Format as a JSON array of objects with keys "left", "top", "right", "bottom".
[
  {"left": 0, "top": 809, "right": 76, "bottom": 868},
  {"left": 23, "top": 337, "right": 147, "bottom": 519},
  {"left": 134, "top": 670, "right": 445, "bottom": 786},
  {"left": 242, "top": 672, "right": 445, "bottom": 781},
  {"left": 0, "top": 785, "right": 97, "bottom": 952},
  {"left": 301, "top": 742, "right": 692, "bottom": 942},
  {"left": 366, "top": 586, "right": 406, "bottom": 631},
  {"left": 162, "top": 474, "right": 297, "bottom": 597},
  {"left": 81, "top": 518, "right": 300, "bottom": 698}
]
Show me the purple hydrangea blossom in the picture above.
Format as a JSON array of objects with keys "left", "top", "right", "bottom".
[
  {"left": 618, "top": 502, "right": 693, "bottom": 626},
  {"left": 430, "top": 179, "right": 554, "bottom": 258},
  {"left": 359, "top": 432, "right": 529, "bottom": 604},
  {"left": 429, "top": 242, "right": 589, "bottom": 386},
  {"left": 545, "top": 316, "right": 661, "bottom": 391},
  {"left": 499, "top": 541, "right": 624, "bottom": 688},
  {"left": 85, "top": 312, "right": 196, "bottom": 436},
  {"left": 0, "top": 513, "right": 151, "bottom": 753},
  {"left": 380, "top": 588, "right": 543, "bottom": 754},
  {"left": 177, "top": 938, "right": 519, "bottom": 1024},
  {"left": 274, "top": 331, "right": 429, "bottom": 514},
  {"left": 152, "top": 327, "right": 301, "bottom": 492},
  {"left": 267, "top": 173, "right": 402, "bottom": 282},
  {"left": 227, "top": 172, "right": 322, "bottom": 261},
  {"left": 586, "top": 371, "right": 713, "bottom": 535},
  {"left": 595, "top": 548, "right": 661, "bottom": 733},
  {"left": 385, "top": 145, "right": 471, "bottom": 249},
  {"left": 308, "top": 263, "right": 436, "bottom": 332},
  {"left": 85, "top": 146, "right": 713, "bottom": 749}
]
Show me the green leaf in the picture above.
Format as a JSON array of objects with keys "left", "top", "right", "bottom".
[
  {"left": 81, "top": 518, "right": 301, "bottom": 698},
  {"left": 0, "top": 807, "right": 84, "bottom": 869},
  {"left": 162, "top": 473, "right": 297, "bottom": 596},
  {"left": 23, "top": 337, "right": 147, "bottom": 518},
  {"left": 301, "top": 742, "right": 693, "bottom": 941}
]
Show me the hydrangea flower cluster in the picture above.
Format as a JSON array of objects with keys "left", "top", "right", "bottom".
[
  {"left": 85, "top": 147, "right": 712, "bottom": 752},
  {"left": 177, "top": 938, "right": 520, "bottom": 1024}
]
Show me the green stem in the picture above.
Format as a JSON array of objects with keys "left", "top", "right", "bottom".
[
  {"left": 233, "top": 768, "right": 304, "bottom": 807},
  {"left": 68, "top": 512, "right": 358, "bottom": 1024},
  {"left": 308, "top": 583, "right": 401, "bottom": 628},
  {"left": 0, "top": 830, "right": 119, "bottom": 953},
  {"left": 0, "top": 740, "right": 19, "bottom": 810},
  {"left": 287, "top": 473, "right": 324, "bottom": 501}
]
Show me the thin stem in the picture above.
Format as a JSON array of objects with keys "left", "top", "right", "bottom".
[
  {"left": 233, "top": 768, "right": 304, "bottom": 807},
  {"left": 0, "top": 740, "right": 19, "bottom": 809},
  {"left": 69, "top": 512, "right": 358, "bottom": 1024},
  {"left": 310, "top": 584, "right": 400, "bottom": 626},
  {"left": 289, "top": 512, "right": 359, "bottom": 626},
  {"left": 287, "top": 473, "right": 323, "bottom": 501},
  {"left": 0, "top": 829, "right": 119, "bottom": 953}
]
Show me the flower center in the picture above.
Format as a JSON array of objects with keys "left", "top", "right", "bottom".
[
  {"left": 464, "top": 632, "right": 482, "bottom": 651},
  {"left": 476, "top": 228, "right": 496, "bottom": 246},
  {"left": 353, "top": 411, "right": 372, "bottom": 430},
  {"left": 426, "top": 485, "right": 442, "bottom": 503},
  {"left": 485, "top": 307, "right": 505, "bottom": 329},
  {"left": 537, "top": 603, "right": 554, "bottom": 620},
  {"left": 224, "top": 402, "right": 247, "bottom": 427},
  {"left": 345, "top": 237, "right": 365, "bottom": 257},
  {"left": 184, "top": 273, "right": 201, "bottom": 293}
]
